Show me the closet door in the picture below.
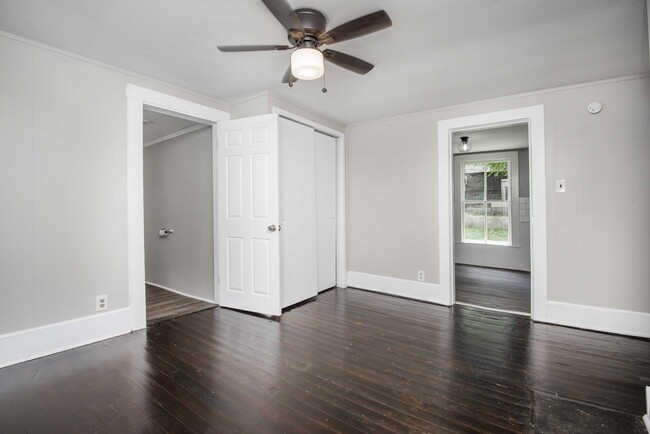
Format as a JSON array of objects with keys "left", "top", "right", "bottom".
[
  {"left": 315, "top": 132, "right": 337, "bottom": 291},
  {"left": 279, "top": 118, "right": 318, "bottom": 308}
]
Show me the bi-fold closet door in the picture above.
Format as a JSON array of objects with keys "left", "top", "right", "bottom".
[{"left": 217, "top": 114, "right": 336, "bottom": 317}]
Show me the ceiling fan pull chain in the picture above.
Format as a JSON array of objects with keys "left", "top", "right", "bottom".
[{"left": 322, "top": 67, "right": 327, "bottom": 93}]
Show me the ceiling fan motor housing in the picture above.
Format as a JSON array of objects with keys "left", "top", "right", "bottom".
[{"left": 289, "top": 8, "right": 327, "bottom": 46}]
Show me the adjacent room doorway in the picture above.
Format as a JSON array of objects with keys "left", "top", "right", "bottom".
[
  {"left": 437, "top": 105, "right": 548, "bottom": 321},
  {"left": 126, "top": 85, "right": 230, "bottom": 331},
  {"left": 451, "top": 124, "right": 532, "bottom": 314},
  {"left": 142, "top": 109, "right": 217, "bottom": 325}
]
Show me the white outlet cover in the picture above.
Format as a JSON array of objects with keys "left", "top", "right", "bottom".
[
  {"left": 96, "top": 294, "right": 108, "bottom": 311},
  {"left": 555, "top": 179, "right": 566, "bottom": 193}
]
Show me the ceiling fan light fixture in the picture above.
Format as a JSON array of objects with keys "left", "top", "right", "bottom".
[
  {"left": 459, "top": 136, "right": 471, "bottom": 153},
  {"left": 291, "top": 47, "right": 324, "bottom": 80}
]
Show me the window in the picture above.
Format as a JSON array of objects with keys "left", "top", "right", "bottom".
[{"left": 461, "top": 159, "right": 511, "bottom": 245}]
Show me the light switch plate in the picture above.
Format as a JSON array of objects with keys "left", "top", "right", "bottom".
[{"left": 556, "top": 179, "right": 566, "bottom": 193}]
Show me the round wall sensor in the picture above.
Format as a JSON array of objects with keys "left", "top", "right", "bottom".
[{"left": 587, "top": 102, "right": 602, "bottom": 114}]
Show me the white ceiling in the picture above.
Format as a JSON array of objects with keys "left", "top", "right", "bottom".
[
  {"left": 452, "top": 124, "right": 528, "bottom": 154},
  {"left": 0, "top": 0, "right": 647, "bottom": 124},
  {"left": 143, "top": 109, "right": 200, "bottom": 144}
]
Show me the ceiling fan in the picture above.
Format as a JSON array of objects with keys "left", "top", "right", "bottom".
[{"left": 217, "top": 0, "right": 392, "bottom": 85}]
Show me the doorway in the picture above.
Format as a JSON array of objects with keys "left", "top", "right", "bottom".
[
  {"left": 142, "top": 109, "right": 217, "bottom": 324},
  {"left": 451, "top": 124, "right": 531, "bottom": 314},
  {"left": 436, "top": 105, "right": 548, "bottom": 322},
  {"left": 126, "top": 85, "right": 230, "bottom": 331}
]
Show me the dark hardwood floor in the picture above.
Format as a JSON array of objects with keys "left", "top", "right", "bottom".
[
  {"left": 455, "top": 264, "right": 531, "bottom": 313},
  {"left": 146, "top": 284, "right": 216, "bottom": 325},
  {"left": 1, "top": 288, "right": 648, "bottom": 433}
]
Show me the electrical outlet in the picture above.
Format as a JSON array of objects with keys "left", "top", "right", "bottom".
[
  {"left": 417, "top": 270, "right": 425, "bottom": 282},
  {"left": 96, "top": 295, "right": 108, "bottom": 312}
]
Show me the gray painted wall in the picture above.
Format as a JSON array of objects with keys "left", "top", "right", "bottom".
[
  {"left": 346, "top": 76, "right": 650, "bottom": 314},
  {"left": 0, "top": 33, "right": 227, "bottom": 335},
  {"left": 144, "top": 127, "right": 214, "bottom": 302}
]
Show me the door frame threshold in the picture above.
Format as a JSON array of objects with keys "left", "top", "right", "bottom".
[{"left": 455, "top": 301, "right": 531, "bottom": 317}]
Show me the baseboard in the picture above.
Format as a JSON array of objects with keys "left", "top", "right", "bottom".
[
  {"left": 347, "top": 271, "right": 450, "bottom": 305},
  {"left": 544, "top": 301, "right": 650, "bottom": 339},
  {"left": 0, "top": 307, "right": 132, "bottom": 368},
  {"left": 146, "top": 281, "right": 216, "bottom": 304},
  {"left": 643, "top": 386, "right": 650, "bottom": 433}
]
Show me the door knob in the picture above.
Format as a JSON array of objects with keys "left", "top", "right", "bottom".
[{"left": 268, "top": 225, "right": 277, "bottom": 232}]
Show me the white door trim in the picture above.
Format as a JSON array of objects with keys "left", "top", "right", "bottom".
[
  {"left": 437, "top": 105, "right": 548, "bottom": 321},
  {"left": 271, "top": 107, "right": 347, "bottom": 288},
  {"left": 126, "top": 85, "right": 229, "bottom": 331}
]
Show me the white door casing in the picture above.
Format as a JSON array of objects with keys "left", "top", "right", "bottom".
[
  {"left": 127, "top": 85, "right": 229, "bottom": 331},
  {"left": 217, "top": 114, "right": 281, "bottom": 316}
]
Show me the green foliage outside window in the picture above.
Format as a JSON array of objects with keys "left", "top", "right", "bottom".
[{"left": 487, "top": 161, "right": 508, "bottom": 177}]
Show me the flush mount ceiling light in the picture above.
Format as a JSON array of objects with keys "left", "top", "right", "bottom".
[
  {"left": 291, "top": 44, "right": 324, "bottom": 80},
  {"left": 459, "top": 136, "right": 471, "bottom": 153}
]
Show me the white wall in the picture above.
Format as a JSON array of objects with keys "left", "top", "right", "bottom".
[
  {"left": 144, "top": 127, "right": 214, "bottom": 302},
  {"left": 0, "top": 32, "right": 228, "bottom": 337},
  {"left": 346, "top": 75, "right": 650, "bottom": 316}
]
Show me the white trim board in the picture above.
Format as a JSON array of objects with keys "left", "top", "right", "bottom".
[
  {"left": 0, "top": 308, "right": 132, "bottom": 368},
  {"left": 145, "top": 282, "right": 216, "bottom": 304},
  {"left": 127, "top": 84, "right": 229, "bottom": 332},
  {"left": 437, "top": 105, "right": 547, "bottom": 319},
  {"left": 543, "top": 301, "right": 650, "bottom": 339},
  {"left": 347, "top": 271, "right": 448, "bottom": 305},
  {"left": 348, "top": 274, "right": 650, "bottom": 338},
  {"left": 643, "top": 384, "right": 650, "bottom": 433}
]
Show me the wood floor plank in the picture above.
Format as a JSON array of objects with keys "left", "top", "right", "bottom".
[
  {"left": 455, "top": 264, "right": 531, "bottom": 312},
  {"left": 1, "top": 288, "right": 648, "bottom": 433},
  {"left": 146, "top": 284, "right": 216, "bottom": 325}
]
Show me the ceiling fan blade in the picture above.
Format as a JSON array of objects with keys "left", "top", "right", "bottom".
[
  {"left": 261, "top": 0, "right": 304, "bottom": 31},
  {"left": 323, "top": 50, "right": 374, "bottom": 75},
  {"left": 218, "top": 45, "right": 292, "bottom": 52},
  {"left": 319, "top": 10, "right": 392, "bottom": 45},
  {"left": 281, "top": 66, "right": 299, "bottom": 84}
]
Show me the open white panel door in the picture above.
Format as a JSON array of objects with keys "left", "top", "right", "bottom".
[{"left": 217, "top": 114, "right": 281, "bottom": 316}]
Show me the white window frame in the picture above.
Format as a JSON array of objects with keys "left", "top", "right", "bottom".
[{"left": 460, "top": 158, "right": 512, "bottom": 246}]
